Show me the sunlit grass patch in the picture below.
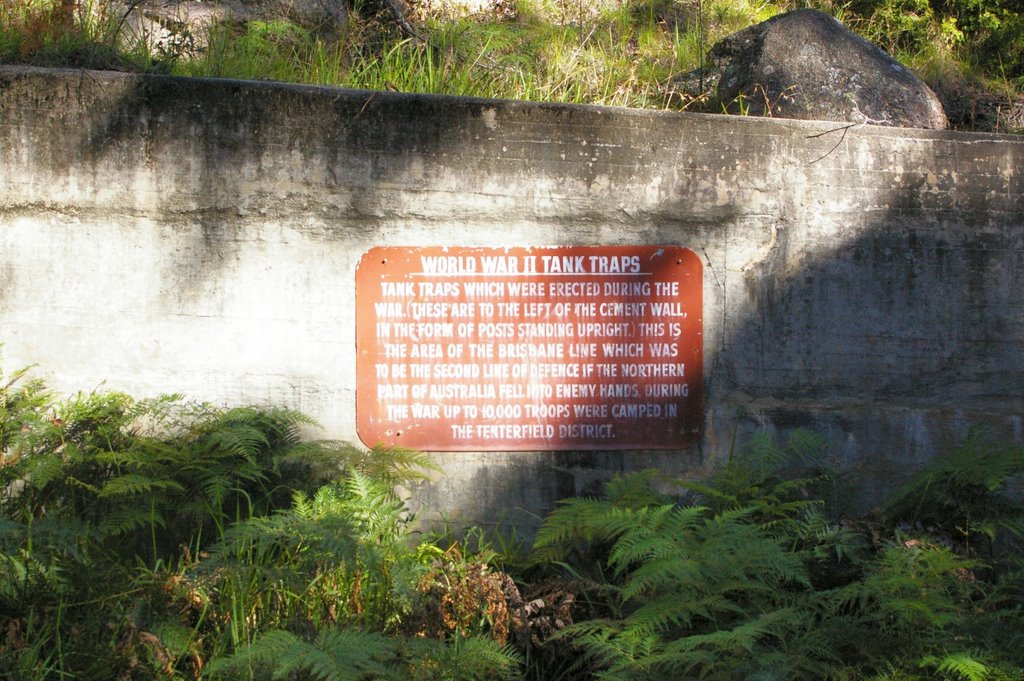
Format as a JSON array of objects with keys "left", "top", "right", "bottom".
[
  {"left": 0, "top": 0, "right": 1020, "bottom": 127},
  {"left": 0, "top": 0, "right": 151, "bottom": 69}
]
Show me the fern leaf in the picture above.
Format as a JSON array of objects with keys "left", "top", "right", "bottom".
[
  {"left": 101, "top": 508, "right": 165, "bottom": 535},
  {"left": 313, "top": 628, "right": 396, "bottom": 679},
  {"left": 531, "top": 497, "right": 616, "bottom": 560},
  {"left": 447, "top": 636, "right": 523, "bottom": 681},
  {"left": 620, "top": 587, "right": 711, "bottom": 634},
  {"left": 209, "top": 627, "right": 399, "bottom": 681},
  {"left": 919, "top": 652, "right": 990, "bottom": 681},
  {"left": 96, "top": 473, "right": 184, "bottom": 498},
  {"left": 24, "top": 451, "right": 66, "bottom": 489},
  {"left": 603, "top": 469, "right": 673, "bottom": 508},
  {"left": 401, "top": 635, "right": 522, "bottom": 681},
  {"left": 784, "top": 429, "right": 829, "bottom": 468},
  {"left": 607, "top": 505, "right": 705, "bottom": 574},
  {"left": 554, "top": 620, "right": 639, "bottom": 677},
  {"left": 205, "top": 629, "right": 302, "bottom": 676},
  {"left": 660, "top": 607, "right": 794, "bottom": 656},
  {"left": 363, "top": 444, "right": 442, "bottom": 483}
]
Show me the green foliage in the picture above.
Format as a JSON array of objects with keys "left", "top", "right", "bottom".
[
  {"left": 0, "top": 363, "right": 522, "bottom": 679},
  {"left": 919, "top": 652, "right": 992, "bottom": 681},
  {"left": 884, "top": 427, "right": 1024, "bottom": 556},
  {"left": 401, "top": 635, "right": 524, "bottom": 681},
  {"left": 532, "top": 429, "right": 1024, "bottom": 680},
  {"left": 206, "top": 627, "right": 399, "bottom": 679},
  {"left": 0, "top": 364, "right": 444, "bottom": 678},
  {"left": 552, "top": 546, "right": 820, "bottom": 677},
  {"left": 5, "top": 361, "right": 1024, "bottom": 680},
  {"left": 848, "top": 0, "right": 1024, "bottom": 80},
  {"left": 0, "top": 364, "right": 50, "bottom": 454},
  {"left": 0, "top": 0, "right": 152, "bottom": 70},
  {"left": 192, "top": 452, "right": 522, "bottom": 679},
  {"left": 202, "top": 469, "right": 421, "bottom": 637},
  {"left": 211, "top": 622, "right": 524, "bottom": 675},
  {"left": 2, "top": 388, "right": 344, "bottom": 565},
  {"left": 532, "top": 435, "right": 837, "bottom": 679},
  {"left": 208, "top": 627, "right": 523, "bottom": 680},
  {"left": 679, "top": 429, "right": 834, "bottom": 520}
]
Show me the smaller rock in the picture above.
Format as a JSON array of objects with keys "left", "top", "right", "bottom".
[
  {"left": 665, "top": 66, "right": 717, "bottom": 110},
  {"left": 118, "top": 0, "right": 345, "bottom": 62},
  {"left": 118, "top": 0, "right": 252, "bottom": 61},
  {"left": 932, "top": 75, "right": 1024, "bottom": 133}
]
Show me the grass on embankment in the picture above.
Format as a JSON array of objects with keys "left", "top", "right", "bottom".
[{"left": 1, "top": 0, "right": 1021, "bottom": 131}]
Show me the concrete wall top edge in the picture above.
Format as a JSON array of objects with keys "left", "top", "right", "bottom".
[
  {"left": 3, "top": 64, "right": 1023, "bottom": 145},
  {"left": 3, "top": 65, "right": 1020, "bottom": 228}
]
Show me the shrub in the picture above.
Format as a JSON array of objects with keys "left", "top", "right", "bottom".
[{"left": 531, "top": 429, "right": 1024, "bottom": 680}]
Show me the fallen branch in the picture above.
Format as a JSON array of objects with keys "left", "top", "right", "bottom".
[{"left": 806, "top": 97, "right": 889, "bottom": 163}]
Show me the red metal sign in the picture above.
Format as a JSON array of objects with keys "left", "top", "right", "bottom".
[{"left": 356, "top": 246, "right": 703, "bottom": 450}]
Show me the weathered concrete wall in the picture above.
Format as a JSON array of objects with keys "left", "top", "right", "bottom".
[{"left": 2, "top": 65, "right": 1022, "bottom": 531}]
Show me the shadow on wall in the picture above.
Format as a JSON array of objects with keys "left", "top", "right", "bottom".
[
  {"left": 62, "top": 67, "right": 760, "bottom": 297},
  {"left": 410, "top": 136, "right": 1024, "bottom": 535},
  {"left": 718, "top": 167, "right": 1024, "bottom": 513},
  {"left": 74, "top": 75, "right": 494, "bottom": 302}
]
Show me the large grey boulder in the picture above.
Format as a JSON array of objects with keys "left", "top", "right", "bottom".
[{"left": 682, "top": 8, "right": 948, "bottom": 129}]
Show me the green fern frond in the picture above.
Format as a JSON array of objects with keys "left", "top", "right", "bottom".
[
  {"left": 531, "top": 497, "right": 615, "bottom": 560},
  {"left": 532, "top": 497, "right": 677, "bottom": 564},
  {"left": 312, "top": 628, "right": 397, "bottom": 678},
  {"left": 700, "top": 522, "right": 809, "bottom": 591},
  {"left": 884, "top": 428, "right": 1024, "bottom": 553},
  {"left": 211, "top": 514, "right": 286, "bottom": 557},
  {"left": 919, "top": 652, "right": 990, "bottom": 681},
  {"left": 337, "top": 469, "right": 408, "bottom": 540},
  {"left": 784, "top": 429, "right": 830, "bottom": 468},
  {"left": 213, "top": 405, "right": 316, "bottom": 458},
  {"left": 401, "top": 634, "right": 523, "bottom": 681},
  {"left": 553, "top": 620, "right": 639, "bottom": 676},
  {"left": 0, "top": 549, "right": 73, "bottom": 605},
  {"left": 361, "top": 444, "right": 441, "bottom": 483},
  {"left": 281, "top": 440, "right": 357, "bottom": 485},
  {"left": 200, "top": 422, "right": 271, "bottom": 461},
  {"left": 618, "top": 585, "right": 709, "bottom": 633},
  {"left": 291, "top": 489, "right": 315, "bottom": 519},
  {"left": 341, "top": 468, "right": 378, "bottom": 505},
  {"left": 1, "top": 364, "right": 52, "bottom": 456},
  {"left": 603, "top": 469, "right": 673, "bottom": 509},
  {"left": 658, "top": 606, "right": 795, "bottom": 657},
  {"left": 737, "top": 432, "right": 791, "bottom": 475},
  {"left": 96, "top": 473, "right": 184, "bottom": 498},
  {"left": 23, "top": 451, "right": 66, "bottom": 490},
  {"left": 611, "top": 538, "right": 692, "bottom": 586},
  {"left": 448, "top": 636, "right": 524, "bottom": 680},
  {"left": 835, "top": 539, "right": 979, "bottom": 639},
  {"left": 252, "top": 628, "right": 397, "bottom": 680},
  {"left": 205, "top": 628, "right": 302, "bottom": 676},
  {"left": 208, "top": 479, "right": 398, "bottom": 571},
  {"left": 101, "top": 508, "right": 165, "bottom": 536},
  {"left": 622, "top": 502, "right": 700, "bottom": 535},
  {"left": 684, "top": 430, "right": 834, "bottom": 527},
  {"left": 607, "top": 507, "right": 705, "bottom": 576}
]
